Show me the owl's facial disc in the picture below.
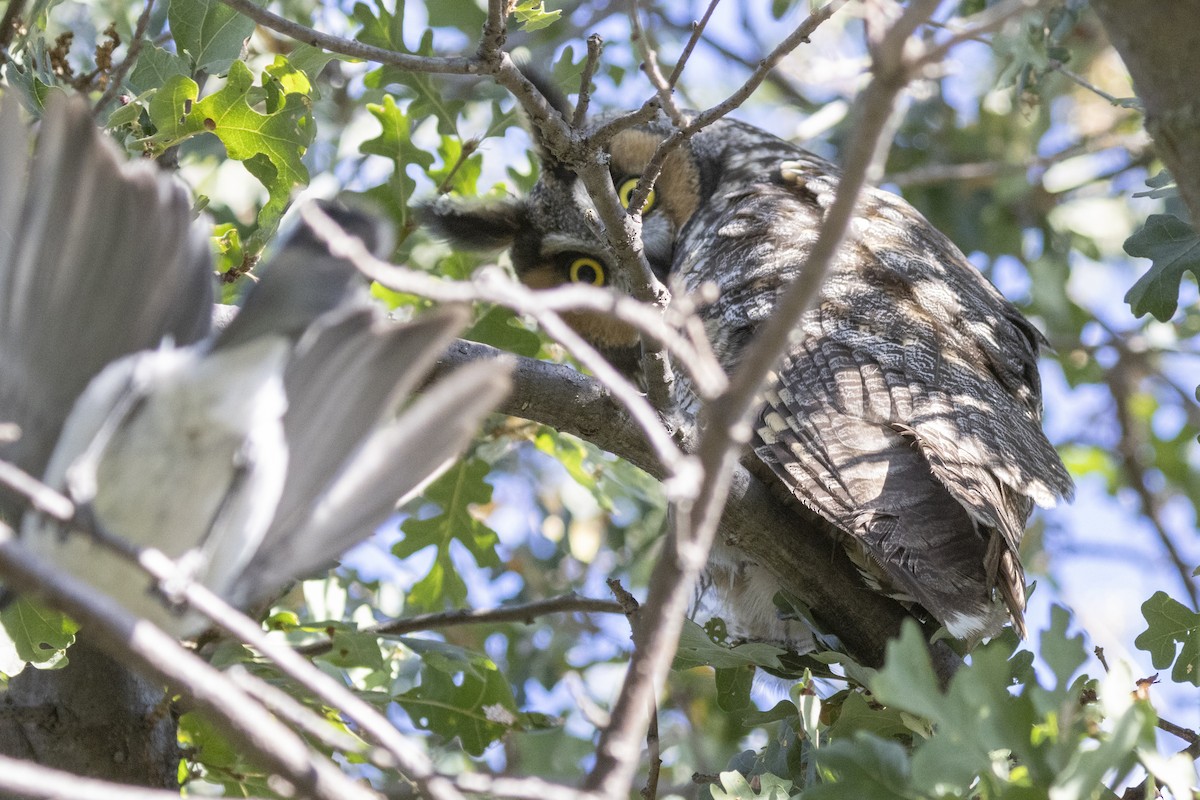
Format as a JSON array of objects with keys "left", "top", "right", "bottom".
[
  {"left": 605, "top": 129, "right": 701, "bottom": 279},
  {"left": 518, "top": 237, "right": 640, "bottom": 361}
]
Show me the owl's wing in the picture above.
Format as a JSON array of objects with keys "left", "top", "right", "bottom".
[{"left": 738, "top": 167, "right": 1073, "bottom": 638}]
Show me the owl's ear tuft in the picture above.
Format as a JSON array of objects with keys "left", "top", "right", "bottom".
[{"left": 419, "top": 197, "right": 530, "bottom": 251}]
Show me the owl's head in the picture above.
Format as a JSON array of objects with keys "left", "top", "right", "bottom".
[{"left": 421, "top": 111, "right": 731, "bottom": 369}]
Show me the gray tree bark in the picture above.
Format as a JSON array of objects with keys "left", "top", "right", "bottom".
[
  {"left": 0, "top": 636, "right": 178, "bottom": 793},
  {"left": 1092, "top": 0, "right": 1200, "bottom": 226}
]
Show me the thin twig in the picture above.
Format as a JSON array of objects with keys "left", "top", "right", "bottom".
[
  {"left": 1108, "top": 352, "right": 1200, "bottom": 610},
  {"left": 1048, "top": 59, "right": 1133, "bottom": 106},
  {"left": 572, "top": 34, "right": 604, "bottom": 128},
  {"left": 913, "top": 0, "right": 1051, "bottom": 69},
  {"left": 625, "top": 0, "right": 849, "bottom": 216},
  {"left": 629, "top": 0, "right": 685, "bottom": 126},
  {"left": 0, "top": 466, "right": 466, "bottom": 800},
  {"left": 1094, "top": 645, "right": 1111, "bottom": 672},
  {"left": 295, "top": 594, "right": 625, "bottom": 657},
  {"left": 1095, "top": 647, "right": 1200, "bottom": 754},
  {"left": 93, "top": 0, "right": 155, "bottom": 118},
  {"left": 476, "top": 0, "right": 508, "bottom": 65},
  {"left": 1157, "top": 717, "right": 1200, "bottom": 750},
  {"left": 602, "top": 578, "right": 662, "bottom": 800},
  {"left": 226, "top": 667, "right": 377, "bottom": 760},
  {"left": 641, "top": 694, "right": 662, "bottom": 800},
  {"left": 434, "top": 138, "right": 481, "bottom": 195},
  {"left": 667, "top": 0, "right": 722, "bottom": 88},
  {"left": 216, "top": 0, "right": 476, "bottom": 74}
]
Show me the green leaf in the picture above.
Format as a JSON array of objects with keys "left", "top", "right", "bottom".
[
  {"left": 1039, "top": 604, "right": 1088, "bottom": 691},
  {"left": 426, "top": 0, "right": 488, "bottom": 34},
  {"left": 715, "top": 666, "right": 755, "bottom": 715},
  {"left": 551, "top": 44, "right": 587, "bottom": 91},
  {"left": 533, "top": 428, "right": 599, "bottom": 494},
  {"left": 396, "top": 459, "right": 501, "bottom": 610},
  {"left": 359, "top": 96, "right": 433, "bottom": 232},
  {"left": 396, "top": 639, "right": 523, "bottom": 755},
  {"left": 286, "top": 44, "right": 348, "bottom": 89},
  {"left": 353, "top": 0, "right": 406, "bottom": 51},
  {"left": 105, "top": 98, "right": 143, "bottom": 129},
  {"left": 197, "top": 60, "right": 310, "bottom": 216},
  {"left": 168, "top": 0, "right": 256, "bottom": 74},
  {"left": 146, "top": 73, "right": 202, "bottom": 143},
  {"left": 0, "top": 597, "right": 77, "bottom": 671},
  {"left": 1133, "top": 591, "right": 1200, "bottom": 686},
  {"left": 808, "top": 733, "right": 914, "bottom": 800},
  {"left": 430, "top": 136, "right": 483, "bottom": 196},
  {"left": 739, "top": 699, "right": 801, "bottom": 728},
  {"left": 868, "top": 621, "right": 944, "bottom": 722},
  {"left": 1048, "top": 703, "right": 1153, "bottom": 800},
  {"left": 465, "top": 306, "right": 543, "bottom": 358},
  {"left": 264, "top": 55, "right": 312, "bottom": 106},
  {"left": 673, "top": 618, "right": 787, "bottom": 671},
  {"left": 771, "top": 0, "right": 802, "bottom": 19},
  {"left": 212, "top": 222, "right": 245, "bottom": 277},
  {"left": 709, "top": 770, "right": 795, "bottom": 800},
  {"left": 826, "top": 691, "right": 912, "bottom": 741},
  {"left": 127, "top": 44, "right": 189, "bottom": 95},
  {"left": 512, "top": 0, "right": 561, "bottom": 32},
  {"left": 144, "top": 60, "right": 312, "bottom": 246},
  {"left": 1123, "top": 213, "right": 1200, "bottom": 321},
  {"left": 319, "top": 629, "right": 387, "bottom": 673},
  {"left": 362, "top": 95, "right": 432, "bottom": 167}
]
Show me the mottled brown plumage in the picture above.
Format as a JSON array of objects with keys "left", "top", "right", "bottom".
[{"left": 425, "top": 112, "right": 1073, "bottom": 646}]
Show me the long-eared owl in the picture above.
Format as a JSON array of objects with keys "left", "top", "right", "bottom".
[{"left": 425, "top": 109, "right": 1074, "bottom": 648}]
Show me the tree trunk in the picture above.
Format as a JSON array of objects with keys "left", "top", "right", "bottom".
[
  {"left": 0, "top": 635, "right": 178, "bottom": 791},
  {"left": 1091, "top": 0, "right": 1200, "bottom": 225}
]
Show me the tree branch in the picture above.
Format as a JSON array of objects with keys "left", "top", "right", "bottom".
[
  {"left": 0, "top": 753, "right": 268, "bottom": 800},
  {"left": 625, "top": 0, "right": 849, "bottom": 216},
  {"left": 1108, "top": 352, "right": 1200, "bottom": 610},
  {"left": 0, "top": 525, "right": 380, "bottom": 800},
  {"left": 93, "top": 0, "right": 155, "bottom": 117},
  {"left": 0, "top": 462, "right": 466, "bottom": 800},
  {"left": 433, "top": 342, "right": 958, "bottom": 675},
  {"left": 295, "top": 594, "right": 624, "bottom": 657},
  {"left": 583, "top": 2, "right": 953, "bottom": 793},
  {"left": 217, "top": 0, "right": 476, "bottom": 74}
]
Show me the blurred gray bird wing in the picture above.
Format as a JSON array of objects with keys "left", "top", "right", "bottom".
[
  {"left": 22, "top": 334, "right": 290, "bottom": 635},
  {"left": 676, "top": 151, "right": 1074, "bottom": 637},
  {"left": 214, "top": 204, "right": 381, "bottom": 350},
  {"left": 229, "top": 307, "right": 512, "bottom": 608},
  {"left": 0, "top": 95, "right": 212, "bottom": 508}
]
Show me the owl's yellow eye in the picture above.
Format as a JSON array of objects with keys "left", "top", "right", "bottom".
[
  {"left": 568, "top": 257, "right": 605, "bottom": 286},
  {"left": 617, "top": 177, "right": 657, "bottom": 214}
]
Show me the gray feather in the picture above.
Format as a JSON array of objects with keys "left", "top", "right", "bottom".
[
  {"left": 235, "top": 357, "right": 512, "bottom": 606},
  {"left": 0, "top": 95, "right": 212, "bottom": 518}
]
